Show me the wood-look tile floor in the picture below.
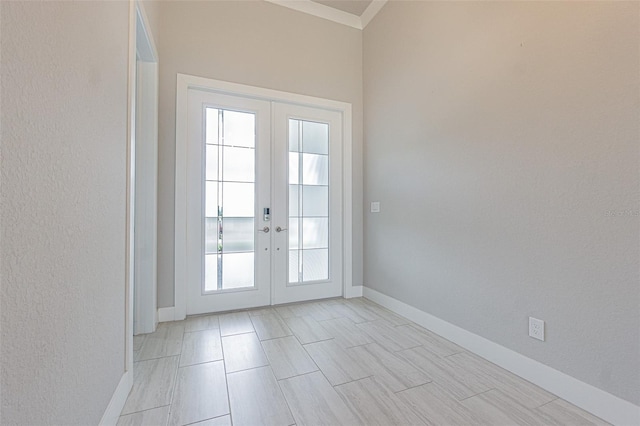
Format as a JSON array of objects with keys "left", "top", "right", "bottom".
[{"left": 120, "top": 298, "right": 609, "bottom": 426}]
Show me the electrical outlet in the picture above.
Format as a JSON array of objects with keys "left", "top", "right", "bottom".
[
  {"left": 529, "top": 317, "right": 545, "bottom": 341},
  {"left": 370, "top": 201, "right": 380, "bottom": 213}
]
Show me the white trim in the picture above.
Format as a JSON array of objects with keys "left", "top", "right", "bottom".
[
  {"left": 102, "top": 2, "right": 149, "bottom": 423},
  {"left": 124, "top": 0, "right": 136, "bottom": 383},
  {"left": 135, "top": 2, "right": 157, "bottom": 62},
  {"left": 360, "top": 1, "right": 387, "bottom": 29},
  {"left": 98, "top": 371, "right": 132, "bottom": 426},
  {"left": 174, "top": 76, "right": 189, "bottom": 321},
  {"left": 345, "top": 285, "right": 363, "bottom": 298},
  {"left": 133, "top": 0, "right": 159, "bottom": 336},
  {"left": 363, "top": 287, "right": 640, "bottom": 426},
  {"left": 342, "top": 107, "right": 353, "bottom": 295},
  {"left": 175, "top": 74, "right": 353, "bottom": 319},
  {"left": 158, "top": 307, "right": 176, "bottom": 323},
  {"left": 176, "top": 74, "right": 353, "bottom": 113},
  {"left": 133, "top": 60, "right": 158, "bottom": 335},
  {"left": 264, "top": 0, "right": 386, "bottom": 30},
  {"left": 265, "top": 0, "right": 362, "bottom": 29}
]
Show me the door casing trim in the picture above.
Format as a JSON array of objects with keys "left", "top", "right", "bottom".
[{"left": 174, "top": 73, "right": 353, "bottom": 320}]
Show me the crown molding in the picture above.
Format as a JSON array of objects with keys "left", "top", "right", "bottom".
[
  {"left": 361, "top": 0, "right": 387, "bottom": 29},
  {"left": 265, "top": 0, "right": 387, "bottom": 30}
]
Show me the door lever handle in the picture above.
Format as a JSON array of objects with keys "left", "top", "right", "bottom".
[
  {"left": 258, "top": 226, "right": 270, "bottom": 233},
  {"left": 276, "top": 226, "right": 287, "bottom": 232}
]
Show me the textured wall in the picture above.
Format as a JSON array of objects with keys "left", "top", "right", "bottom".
[
  {"left": 154, "top": 1, "right": 363, "bottom": 307},
  {"left": 363, "top": 1, "right": 639, "bottom": 404},
  {"left": 1, "top": 2, "right": 129, "bottom": 424}
]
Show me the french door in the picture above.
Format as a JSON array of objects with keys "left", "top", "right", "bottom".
[{"left": 185, "top": 89, "right": 342, "bottom": 315}]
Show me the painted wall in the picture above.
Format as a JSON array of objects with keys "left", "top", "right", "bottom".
[
  {"left": 1, "top": 2, "right": 129, "bottom": 424},
  {"left": 154, "top": 1, "right": 363, "bottom": 307},
  {"left": 363, "top": 1, "right": 639, "bottom": 405}
]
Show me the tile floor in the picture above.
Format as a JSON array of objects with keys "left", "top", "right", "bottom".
[{"left": 119, "top": 297, "right": 609, "bottom": 426}]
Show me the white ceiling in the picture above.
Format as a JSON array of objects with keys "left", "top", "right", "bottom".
[{"left": 312, "top": 0, "right": 373, "bottom": 16}]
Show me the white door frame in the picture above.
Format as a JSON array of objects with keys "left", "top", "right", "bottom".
[
  {"left": 101, "top": 2, "right": 158, "bottom": 424},
  {"left": 127, "top": 0, "right": 158, "bottom": 386},
  {"left": 174, "top": 74, "right": 353, "bottom": 320},
  {"left": 133, "top": 3, "right": 159, "bottom": 335},
  {"left": 101, "top": 1, "right": 159, "bottom": 424},
  {"left": 127, "top": 0, "right": 159, "bottom": 368}
]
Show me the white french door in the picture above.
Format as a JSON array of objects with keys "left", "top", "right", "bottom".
[
  {"left": 272, "top": 103, "right": 342, "bottom": 305},
  {"left": 185, "top": 89, "right": 342, "bottom": 315},
  {"left": 186, "top": 91, "right": 271, "bottom": 314}
]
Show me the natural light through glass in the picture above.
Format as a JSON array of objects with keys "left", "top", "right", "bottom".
[
  {"left": 204, "top": 108, "right": 256, "bottom": 292},
  {"left": 288, "top": 119, "right": 329, "bottom": 284}
]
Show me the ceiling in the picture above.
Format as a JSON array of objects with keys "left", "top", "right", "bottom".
[{"left": 312, "top": 0, "right": 373, "bottom": 16}]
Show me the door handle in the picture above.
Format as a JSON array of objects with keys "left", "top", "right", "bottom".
[
  {"left": 258, "top": 226, "right": 270, "bottom": 233},
  {"left": 276, "top": 226, "right": 287, "bottom": 232}
]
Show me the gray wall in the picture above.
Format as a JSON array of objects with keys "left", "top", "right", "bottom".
[
  {"left": 363, "top": 1, "right": 639, "bottom": 405},
  {"left": 1, "top": 1, "right": 129, "bottom": 424},
  {"left": 154, "top": 1, "right": 363, "bottom": 307}
]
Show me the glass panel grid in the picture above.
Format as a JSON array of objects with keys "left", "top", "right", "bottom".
[
  {"left": 288, "top": 119, "right": 329, "bottom": 284},
  {"left": 204, "top": 108, "right": 256, "bottom": 292}
]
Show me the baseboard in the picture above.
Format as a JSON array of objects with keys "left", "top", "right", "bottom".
[
  {"left": 99, "top": 370, "right": 132, "bottom": 426},
  {"left": 363, "top": 287, "right": 640, "bottom": 426},
  {"left": 345, "top": 285, "right": 363, "bottom": 298},
  {"left": 158, "top": 306, "right": 175, "bottom": 323}
]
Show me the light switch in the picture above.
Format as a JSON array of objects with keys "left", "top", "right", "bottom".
[{"left": 370, "top": 201, "right": 380, "bottom": 213}]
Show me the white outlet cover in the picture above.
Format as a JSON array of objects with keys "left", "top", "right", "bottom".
[
  {"left": 370, "top": 201, "right": 380, "bottom": 213},
  {"left": 529, "top": 317, "right": 545, "bottom": 341}
]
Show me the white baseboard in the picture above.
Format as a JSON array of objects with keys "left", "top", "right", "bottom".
[
  {"left": 345, "top": 285, "right": 363, "bottom": 298},
  {"left": 99, "top": 370, "right": 132, "bottom": 426},
  {"left": 158, "top": 306, "right": 175, "bottom": 323},
  {"left": 363, "top": 287, "right": 640, "bottom": 426}
]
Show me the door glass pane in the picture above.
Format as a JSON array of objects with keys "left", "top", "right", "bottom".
[
  {"left": 223, "top": 146, "right": 255, "bottom": 182},
  {"left": 289, "top": 218, "right": 299, "bottom": 249},
  {"left": 289, "top": 119, "right": 300, "bottom": 151},
  {"left": 289, "top": 153, "right": 299, "bottom": 184},
  {"left": 288, "top": 250, "right": 299, "bottom": 283},
  {"left": 222, "top": 253, "right": 255, "bottom": 289},
  {"left": 302, "top": 218, "right": 329, "bottom": 249},
  {"left": 223, "top": 110, "right": 255, "bottom": 148},
  {"left": 302, "top": 153, "right": 328, "bottom": 185},
  {"left": 302, "top": 121, "right": 329, "bottom": 154},
  {"left": 205, "top": 182, "right": 219, "bottom": 217},
  {"left": 204, "top": 108, "right": 256, "bottom": 292},
  {"left": 204, "top": 254, "right": 219, "bottom": 292},
  {"left": 288, "top": 118, "right": 330, "bottom": 284},
  {"left": 205, "top": 218, "right": 220, "bottom": 254},
  {"left": 289, "top": 184, "right": 299, "bottom": 217},
  {"left": 206, "top": 145, "right": 219, "bottom": 181},
  {"left": 302, "top": 186, "right": 328, "bottom": 217},
  {"left": 206, "top": 108, "right": 219, "bottom": 145},
  {"left": 302, "top": 249, "right": 329, "bottom": 282},
  {"left": 222, "top": 182, "right": 254, "bottom": 217},
  {"left": 222, "top": 218, "right": 254, "bottom": 252}
]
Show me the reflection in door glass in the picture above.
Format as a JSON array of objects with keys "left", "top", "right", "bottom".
[
  {"left": 204, "top": 108, "right": 256, "bottom": 292},
  {"left": 288, "top": 119, "right": 329, "bottom": 284}
]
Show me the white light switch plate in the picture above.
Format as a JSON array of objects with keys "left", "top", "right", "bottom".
[{"left": 370, "top": 202, "right": 380, "bottom": 213}]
